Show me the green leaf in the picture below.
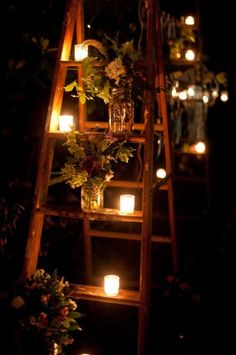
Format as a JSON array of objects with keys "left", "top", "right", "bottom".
[
  {"left": 64, "top": 80, "right": 77, "bottom": 92},
  {"left": 69, "top": 311, "right": 84, "bottom": 319}
]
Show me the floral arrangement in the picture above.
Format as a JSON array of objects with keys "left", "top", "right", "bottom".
[
  {"left": 65, "top": 36, "right": 145, "bottom": 105},
  {"left": 11, "top": 269, "right": 82, "bottom": 354},
  {"left": 50, "top": 129, "right": 135, "bottom": 190}
]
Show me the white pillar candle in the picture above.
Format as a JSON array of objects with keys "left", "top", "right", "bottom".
[
  {"left": 104, "top": 275, "right": 120, "bottom": 296},
  {"left": 59, "top": 115, "right": 73, "bottom": 132},
  {"left": 74, "top": 44, "right": 88, "bottom": 61},
  {"left": 120, "top": 194, "right": 135, "bottom": 213}
]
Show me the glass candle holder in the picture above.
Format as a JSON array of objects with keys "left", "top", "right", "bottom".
[
  {"left": 120, "top": 194, "right": 135, "bottom": 213},
  {"left": 59, "top": 115, "right": 73, "bottom": 132},
  {"left": 74, "top": 44, "right": 88, "bottom": 61},
  {"left": 104, "top": 275, "right": 120, "bottom": 296}
]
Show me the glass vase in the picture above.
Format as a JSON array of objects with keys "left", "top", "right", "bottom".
[
  {"left": 81, "top": 180, "right": 105, "bottom": 212},
  {"left": 108, "top": 87, "right": 134, "bottom": 134}
]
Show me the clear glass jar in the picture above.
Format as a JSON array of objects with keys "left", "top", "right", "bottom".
[
  {"left": 108, "top": 87, "right": 134, "bottom": 134},
  {"left": 81, "top": 180, "right": 104, "bottom": 212}
]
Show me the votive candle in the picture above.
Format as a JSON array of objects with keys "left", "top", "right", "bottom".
[
  {"left": 104, "top": 274, "right": 120, "bottom": 296},
  {"left": 59, "top": 115, "right": 73, "bottom": 132},
  {"left": 74, "top": 44, "right": 88, "bottom": 61},
  {"left": 120, "top": 194, "right": 135, "bottom": 213}
]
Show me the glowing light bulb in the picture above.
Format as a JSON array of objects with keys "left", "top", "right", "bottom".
[
  {"left": 220, "top": 90, "right": 229, "bottom": 102},
  {"left": 156, "top": 168, "right": 167, "bottom": 179},
  {"left": 195, "top": 141, "right": 206, "bottom": 154},
  {"left": 171, "top": 86, "right": 177, "bottom": 97},
  {"left": 185, "top": 49, "right": 195, "bottom": 61},
  {"left": 185, "top": 16, "right": 195, "bottom": 25},
  {"left": 179, "top": 91, "right": 187, "bottom": 100},
  {"left": 187, "top": 86, "right": 195, "bottom": 97},
  {"left": 211, "top": 89, "right": 219, "bottom": 99}
]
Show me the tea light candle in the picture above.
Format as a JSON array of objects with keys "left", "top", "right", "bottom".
[
  {"left": 59, "top": 115, "right": 73, "bottom": 132},
  {"left": 120, "top": 194, "right": 135, "bottom": 213},
  {"left": 104, "top": 275, "right": 120, "bottom": 296},
  {"left": 74, "top": 44, "right": 88, "bottom": 61}
]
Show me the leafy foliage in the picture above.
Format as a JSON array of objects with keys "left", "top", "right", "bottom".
[
  {"left": 50, "top": 129, "right": 135, "bottom": 189},
  {"left": 65, "top": 36, "right": 145, "bottom": 105},
  {"left": 11, "top": 269, "right": 83, "bottom": 355}
]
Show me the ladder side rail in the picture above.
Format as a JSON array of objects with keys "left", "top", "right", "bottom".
[
  {"left": 138, "top": 1, "right": 156, "bottom": 354},
  {"left": 21, "top": 0, "right": 80, "bottom": 279},
  {"left": 154, "top": 0, "right": 178, "bottom": 272}
]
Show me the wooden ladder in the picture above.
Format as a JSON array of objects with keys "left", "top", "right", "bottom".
[{"left": 21, "top": 0, "right": 178, "bottom": 354}]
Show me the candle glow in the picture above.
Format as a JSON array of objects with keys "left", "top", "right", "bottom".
[
  {"left": 74, "top": 44, "right": 88, "bottom": 61},
  {"left": 120, "top": 194, "right": 135, "bottom": 213},
  {"left": 59, "top": 115, "right": 73, "bottom": 132},
  {"left": 104, "top": 275, "right": 120, "bottom": 296}
]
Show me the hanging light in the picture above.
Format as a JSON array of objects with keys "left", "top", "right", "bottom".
[
  {"left": 179, "top": 90, "right": 187, "bottom": 100},
  {"left": 171, "top": 86, "right": 178, "bottom": 97},
  {"left": 202, "top": 93, "right": 209, "bottom": 104},
  {"left": 211, "top": 89, "right": 219, "bottom": 99},
  {"left": 194, "top": 141, "right": 206, "bottom": 154},
  {"left": 184, "top": 49, "right": 195, "bottom": 61},
  {"left": 185, "top": 16, "right": 195, "bottom": 26},
  {"left": 187, "top": 85, "right": 196, "bottom": 98},
  {"left": 156, "top": 168, "right": 167, "bottom": 179},
  {"left": 220, "top": 90, "right": 229, "bottom": 102}
]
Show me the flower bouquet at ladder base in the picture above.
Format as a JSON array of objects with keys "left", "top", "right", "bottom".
[
  {"left": 65, "top": 36, "right": 146, "bottom": 133},
  {"left": 11, "top": 269, "right": 83, "bottom": 355},
  {"left": 50, "top": 128, "right": 135, "bottom": 212}
]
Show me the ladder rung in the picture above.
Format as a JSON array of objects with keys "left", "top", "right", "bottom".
[
  {"left": 68, "top": 283, "right": 140, "bottom": 307},
  {"left": 84, "top": 121, "right": 164, "bottom": 132},
  {"left": 108, "top": 180, "right": 168, "bottom": 190},
  {"left": 40, "top": 204, "right": 143, "bottom": 222},
  {"left": 107, "top": 180, "right": 143, "bottom": 188},
  {"left": 88, "top": 229, "right": 171, "bottom": 243},
  {"left": 60, "top": 60, "right": 82, "bottom": 67}
]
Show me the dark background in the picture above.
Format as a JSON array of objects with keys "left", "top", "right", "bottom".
[{"left": 1, "top": 0, "right": 235, "bottom": 354}]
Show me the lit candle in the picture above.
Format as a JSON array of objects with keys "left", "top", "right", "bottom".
[
  {"left": 104, "top": 275, "right": 120, "bottom": 296},
  {"left": 59, "top": 115, "right": 73, "bottom": 132},
  {"left": 120, "top": 194, "right": 135, "bottom": 213},
  {"left": 74, "top": 44, "right": 88, "bottom": 61}
]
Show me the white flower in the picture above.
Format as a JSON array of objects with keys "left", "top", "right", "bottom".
[{"left": 105, "top": 58, "right": 126, "bottom": 85}]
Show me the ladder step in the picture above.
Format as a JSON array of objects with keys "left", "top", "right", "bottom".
[
  {"left": 88, "top": 229, "right": 171, "bottom": 243},
  {"left": 107, "top": 180, "right": 143, "bottom": 188},
  {"left": 60, "top": 60, "right": 82, "bottom": 67},
  {"left": 108, "top": 180, "right": 168, "bottom": 190},
  {"left": 40, "top": 204, "right": 143, "bottom": 222},
  {"left": 84, "top": 121, "right": 164, "bottom": 132},
  {"left": 68, "top": 283, "right": 140, "bottom": 307}
]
